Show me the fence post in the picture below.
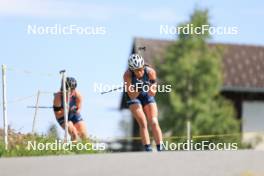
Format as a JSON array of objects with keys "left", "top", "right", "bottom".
[
  {"left": 187, "top": 119, "right": 191, "bottom": 150},
  {"left": 2, "top": 64, "right": 8, "bottom": 150}
]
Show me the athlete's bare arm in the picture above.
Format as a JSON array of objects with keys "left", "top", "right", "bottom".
[
  {"left": 123, "top": 70, "right": 140, "bottom": 99},
  {"left": 147, "top": 67, "right": 157, "bottom": 97}
]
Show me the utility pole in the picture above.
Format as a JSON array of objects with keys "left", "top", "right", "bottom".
[{"left": 32, "top": 90, "right": 40, "bottom": 134}]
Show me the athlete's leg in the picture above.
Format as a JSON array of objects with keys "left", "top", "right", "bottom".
[
  {"left": 129, "top": 104, "right": 150, "bottom": 146},
  {"left": 74, "top": 121, "right": 88, "bottom": 140},
  {"left": 143, "top": 103, "right": 163, "bottom": 147},
  {"left": 61, "top": 121, "right": 79, "bottom": 141}
]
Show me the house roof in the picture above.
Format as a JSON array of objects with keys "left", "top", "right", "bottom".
[
  {"left": 134, "top": 38, "right": 264, "bottom": 90},
  {"left": 120, "top": 37, "right": 264, "bottom": 109}
]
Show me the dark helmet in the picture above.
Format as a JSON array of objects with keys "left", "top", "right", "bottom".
[
  {"left": 61, "top": 77, "right": 77, "bottom": 90},
  {"left": 66, "top": 77, "right": 77, "bottom": 90}
]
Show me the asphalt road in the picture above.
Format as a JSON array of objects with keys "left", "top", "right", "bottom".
[{"left": 0, "top": 150, "right": 263, "bottom": 176}]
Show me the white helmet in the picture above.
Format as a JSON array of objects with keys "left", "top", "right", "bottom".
[{"left": 128, "top": 54, "right": 145, "bottom": 70}]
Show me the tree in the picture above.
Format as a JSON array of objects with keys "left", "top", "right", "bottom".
[
  {"left": 47, "top": 123, "right": 59, "bottom": 139},
  {"left": 156, "top": 8, "right": 240, "bottom": 142}
]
